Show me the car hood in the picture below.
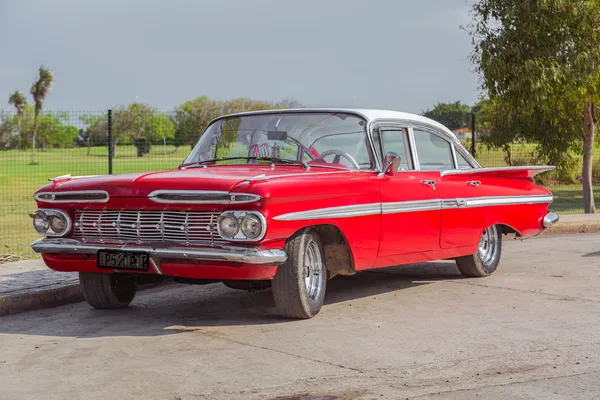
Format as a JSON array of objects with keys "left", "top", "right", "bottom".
[{"left": 39, "top": 166, "right": 347, "bottom": 197}]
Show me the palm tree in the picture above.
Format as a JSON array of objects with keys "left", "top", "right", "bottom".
[
  {"left": 8, "top": 91, "right": 27, "bottom": 147},
  {"left": 30, "top": 66, "right": 54, "bottom": 163}
]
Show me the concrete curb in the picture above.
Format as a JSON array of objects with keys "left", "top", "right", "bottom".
[
  {"left": 0, "top": 284, "right": 83, "bottom": 317},
  {"left": 546, "top": 221, "right": 600, "bottom": 235},
  {"left": 0, "top": 280, "right": 171, "bottom": 317},
  {"left": 545, "top": 214, "right": 600, "bottom": 235}
]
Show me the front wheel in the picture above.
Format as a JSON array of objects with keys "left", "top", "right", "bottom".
[
  {"left": 455, "top": 225, "right": 502, "bottom": 277},
  {"left": 79, "top": 272, "right": 137, "bottom": 309},
  {"left": 272, "top": 228, "right": 327, "bottom": 319}
]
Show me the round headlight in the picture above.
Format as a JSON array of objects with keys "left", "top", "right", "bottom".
[
  {"left": 240, "top": 214, "right": 262, "bottom": 239},
  {"left": 32, "top": 211, "right": 49, "bottom": 235},
  {"left": 218, "top": 213, "right": 239, "bottom": 238},
  {"left": 49, "top": 215, "right": 68, "bottom": 235}
]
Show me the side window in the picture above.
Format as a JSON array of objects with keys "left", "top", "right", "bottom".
[
  {"left": 380, "top": 129, "right": 413, "bottom": 170},
  {"left": 455, "top": 150, "right": 474, "bottom": 169},
  {"left": 413, "top": 129, "right": 453, "bottom": 171}
]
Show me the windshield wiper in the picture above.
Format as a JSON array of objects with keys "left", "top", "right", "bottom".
[{"left": 181, "top": 157, "right": 309, "bottom": 169}]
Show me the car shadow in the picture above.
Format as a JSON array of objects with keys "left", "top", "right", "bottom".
[
  {"left": 0, "top": 261, "right": 463, "bottom": 338},
  {"left": 582, "top": 250, "right": 600, "bottom": 257}
]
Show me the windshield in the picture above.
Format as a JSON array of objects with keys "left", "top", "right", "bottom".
[{"left": 183, "top": 112, "right": 374, "bottom": 170}]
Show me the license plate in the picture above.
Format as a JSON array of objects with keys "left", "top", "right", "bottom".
[{"left": 97, "top": 250, "right": 149, "bottom": 271}]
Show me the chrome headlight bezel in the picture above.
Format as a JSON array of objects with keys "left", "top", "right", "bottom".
[
  {"left": 30, "top": 209, "right": 72, "bottom": 237},
  {"left": 217, "top": 211, "right": 266, "bottom": 242}
]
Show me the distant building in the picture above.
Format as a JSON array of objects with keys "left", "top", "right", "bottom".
[{"left": 453, "top": 127, "right": 476, "bottom": 142}]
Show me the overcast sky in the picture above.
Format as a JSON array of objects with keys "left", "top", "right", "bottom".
[{"left": 0, "top": 0, "right": 480, "bottom": 113}]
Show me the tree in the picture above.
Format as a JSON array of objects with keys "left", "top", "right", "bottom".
[
  {"left": 8, "top": 91, "right": 27, "bottom": 118},
  {"left": 172, "top": 96, "right": 224, "bottom": 148},
  {"left": 114, "top": 103, "right": 175, "bottom": 156},
  {"left": 84, "top": 104, "right": 175, "bottom": 157},
  {"left": 468, "top": 1, "right": 600, "bottom": 213},
  {"left": 8, "top": 91, "right": 27, "bottom": 148},
  {"left": 422, "top": 101, "right": 471, "bottom": 131},
  {"left": 29, "top": 66, "right": 54, "bottom": 164},
  {"left": 277, "top": 97, "right": 303, "bottom": 109},
  {"left": 172, "top": 96, "right": 279, "bottom": 148}
]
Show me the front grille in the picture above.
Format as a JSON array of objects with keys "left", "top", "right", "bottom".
[{"left": 72, "top": 210, "right": 226, "bottom": 246}]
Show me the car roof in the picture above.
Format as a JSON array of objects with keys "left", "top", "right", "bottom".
[{"left": 219, "top": 108, "right": 458, "bottom": 141}]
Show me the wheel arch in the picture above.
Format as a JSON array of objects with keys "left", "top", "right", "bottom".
[
  {"left": 288, "top": 224, "right": 357, "bottom": 277},
  {"left": 496, "top": 223, "right": 521, "bottom": 237}
]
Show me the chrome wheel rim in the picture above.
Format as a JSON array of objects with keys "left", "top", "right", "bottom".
[
  {"left": 478, "top": 226, "right": 499, "bottom": 264},
  {"left": 303, "top": 240, "right": 324, "bottom": 301}
]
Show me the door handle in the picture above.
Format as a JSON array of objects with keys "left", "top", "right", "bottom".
[
  {"left": 421, "top": 180, "right": 436, "bottom": 190},
  {"left": 467, "top": 180, "right": 481, "bottom": 187}
]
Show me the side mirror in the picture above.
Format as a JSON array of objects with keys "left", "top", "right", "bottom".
[{"left": 379, "top": 152, "right": 401, "bottom": 177}]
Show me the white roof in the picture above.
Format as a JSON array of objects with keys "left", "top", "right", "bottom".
[{"left": 222, "top": 108, "right": 457, "bottom": 141}]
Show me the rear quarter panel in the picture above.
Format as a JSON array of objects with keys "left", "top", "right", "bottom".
[
  {"left": 461, "top": 176, "right": 553, "bottom": 254},
  {"left": 478, "top": 176, "right": 553, "bottom": 236}
]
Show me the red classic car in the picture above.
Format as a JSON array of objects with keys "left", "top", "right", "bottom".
[{"left": 31, "top": 109, "right": 558, "bottom": 319}]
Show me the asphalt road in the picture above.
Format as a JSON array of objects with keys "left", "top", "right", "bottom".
[{"left": 1, "top": 234, "right": 600, "bottom": 400}]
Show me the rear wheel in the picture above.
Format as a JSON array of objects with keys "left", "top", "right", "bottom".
[
  {"left": 272, "top": 228, "right": 327, "bottom": 319},
  {"left": 455, "top": 225, "right": 502, "bottom": 277},
  {"left": 79, "top": 272, "right": 137, "bottom": 309}
]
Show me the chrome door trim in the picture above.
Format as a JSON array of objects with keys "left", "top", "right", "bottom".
[
  {"left": 381, "top": 199, "right": 441, "bottom": 214},
  {"left": 273, "top": 195, "right": 554, "bottom": 221},
  {"left": 273, "top": 203, "right": 382, "bottom": 221},
  {"left": 407, "top": 126, "right": 420, "bottom": 170},
  {"left": 450, "top": 143, "right": 459, "bottom": 169}
]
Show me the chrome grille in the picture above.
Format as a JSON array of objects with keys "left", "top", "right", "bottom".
[{"left": 73, "top": 210, "right": 225, "bottom": 246}]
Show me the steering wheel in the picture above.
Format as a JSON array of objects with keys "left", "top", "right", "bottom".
[{"left": 314, "top": 150, "right": 360, "bottom": 169}]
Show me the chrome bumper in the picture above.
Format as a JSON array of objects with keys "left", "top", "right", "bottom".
[
  {"left": 31, "top": 238, "right": 287, "bottom": 265},
  {"left": 543, "top": 212, "right": 559, "bottom": 228}
]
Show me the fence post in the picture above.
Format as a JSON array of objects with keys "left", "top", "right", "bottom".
[
  {"left": 471, "top": 111, "right": 476, "bottom": 158},
  {"left": 107, "top": 109, "right": 113, "bottom": 175}
]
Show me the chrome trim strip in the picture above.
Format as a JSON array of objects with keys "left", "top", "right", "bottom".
[
  {"left": 34, "top": 190, "right": 109, "bottom": 203},
  {"left": 148, "top": 190, "right": 261, "bottom": 204},
  {"left": 459, "top": 195, "right": 554, "bottom": 208},
  {"left": 149, "top": 257, "right": 163, "bottom": 274},
  {"left": 274, "top": 195, "right": 554, "bottom": 221},
  {"left": 273, "top": 203, "right": 381, "bottom": 221},
  {"left": 450, "top": 143, "right": 459, "bottom": 169},
  {"left": 31, "top": 238, "right": 287, "bottom": 265},
  {"left": 381, "top": 199, "right": 441, "bottom": 214},
  {"left": 407, "top": 126, "right": 420, "bottom": 170},
  {"left": 440, "top": 166, "right": 555, "bottom": 177}
]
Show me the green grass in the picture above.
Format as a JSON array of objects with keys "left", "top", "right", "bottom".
[
  {"left": 0, "top": 143, "right": 594, "bottom": 259},
  {"left": 0, "top": 145, "right": 189, "bottom": 258}
]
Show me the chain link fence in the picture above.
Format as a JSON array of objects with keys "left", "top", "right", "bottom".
[{"left": 0, "top": 109, "right": 595, "bottom": 259}]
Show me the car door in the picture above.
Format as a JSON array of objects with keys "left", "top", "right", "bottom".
[
  {"left": 374, "top": 127, "right": 441, "bottom": 263},
  {"left": 412, "top": 127, "right": 485, "bottom": 249}
]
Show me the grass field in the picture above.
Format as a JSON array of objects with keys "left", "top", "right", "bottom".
[
  {"left": 0, "top": 145, "right": 190, "bottom": 258},
  {"left": 0, "top": 143, "right": 596, "bottom": 259}
]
